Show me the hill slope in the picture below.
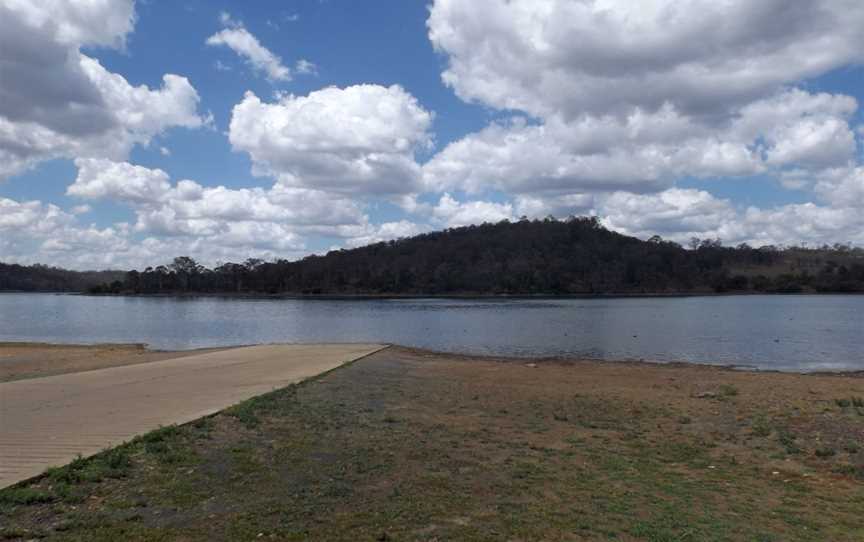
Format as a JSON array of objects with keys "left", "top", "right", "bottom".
[{"left": 106, "top": 217, "right": 864, "bottom": 295}]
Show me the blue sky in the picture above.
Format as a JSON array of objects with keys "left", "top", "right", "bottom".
[{"left": 1, "top": 1, "right": 863, "bottom": 269}]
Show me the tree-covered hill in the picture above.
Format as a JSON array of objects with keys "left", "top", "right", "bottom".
[
  {"left": 0, "top": 262, "right": 124, "bottom": 292},
  {"left": 94, "top": 217, "right": 864, "bottom": 295}
]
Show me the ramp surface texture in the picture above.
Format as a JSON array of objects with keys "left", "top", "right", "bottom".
[{"left": 0, "top": 344, "right": 386, "bottom": 488}]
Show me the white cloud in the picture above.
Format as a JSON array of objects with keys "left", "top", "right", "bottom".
[
  {"left": 734, "top": 89, "right": 858, "bottom": 169},
  {"left": 0, "top": 190, "right": 318, "bottom": 270},
  {"left": 428, "top": 0, "right": 864, "bottom": 119},
  {"left": 295, "top": 59, "right": 317, "bottom": 75},
  {"left": 68, "top": 159, "right": 368, "bottom": 235},
  {"left": 597, "top": 188, "right": 864, "bottom": 247},
  {"left": 206, "top": 14, "right": 292, "bottom": 81},
  {"left": 423, "top": 88, "right": 858, "bottom": 197},
  {"left": 4, "top": 0, "right": 136, "bottom": 49},
  {"left": 812, "top": 167, "right": 864, "bottom": 208},
  {"left": 0, "top": 0, "right": 207, "bottom": 179},
  {"left": 423, "top": 116, "right": 690, "bottom": 195},
  {"left": 741, "top": 203, "right": 864, "bottom": 247},
  {"left": 599, "top": 189, "right": 740, "bottom": 242},
  {"left": 68, "top": 158, "right": 173, "bottom": 203},
  {"left": 230, "top": 85, "right": 433, "bottom": 195},
  {"left": 432, "top": 193, "right": 515, "bottom": 227},
  {"left": 0, "top": 196, "right": 136, "bottom": 269},
  {"left": 421, "top": 0, "right": 864, "bottom": 248},
  {"left": 0, "top": 197, "right": 75, "bottom": 232},
  {"left": 344, "top": 220, "right": 430, "bottom": 248},
  {"left": 513, "top": 193, "right": 594, "bottom": 219}
]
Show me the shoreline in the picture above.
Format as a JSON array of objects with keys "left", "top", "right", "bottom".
[
  {"left": 2, "top": 341, "right": 863, "bottom": 380},
  {"left": 0, "top": 343, "right": 233, "bottom": 382},
  {"left": 5, "top": 289, "right": 864, "bottom": 299}
]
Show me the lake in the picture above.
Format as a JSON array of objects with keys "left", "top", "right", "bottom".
[{"left": 0, "top": 293, "right": 860, "bottom": 372}]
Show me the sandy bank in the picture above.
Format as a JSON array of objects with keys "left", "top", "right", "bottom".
[{"left": 0, "top": 343, "right": 230, "bottom": 382}]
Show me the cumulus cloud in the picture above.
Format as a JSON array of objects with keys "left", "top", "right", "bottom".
[
  {"left": 68, "top": 159, "right": 369, "bottom": 236},
  {"left": 597, "top": 188, "right": 864, "bottom": 247},
  {"left": 428, "top": 0, "right": 864, "bottom": 119},
  {"left": 0, "top": 0, "right": 207, "bottom": 178},
  {"left": 344, "top": 220, "right": 430, "bottom": 248},
  {"left": 432, "top": 193, "right": 515, "bottom": 227},
  {"left": 0, "top": 197, "right": 75, "bottom": 232},
  {"left": 599, "top": 189, "right": 740, "bottom": 242},
  {"left": 423, "top": 88, "right": 857, "bottom": 196},
  {"left": 0, "top": 196, "right": 135, "bottom": 269},
  {"left": 229, "top": 85, "right": 434, "bottom": 195},
  {"left": 420, "top": 0, "right": 864, "bottom": 246},
  {"left": 812, "top": 167, "right": 864, "bottom": 208},
  {"left": 206, "top": 14, "right": 292, "bottom": 81},
  {"left": 52, "top": 155, "right": 442, "bottom": 267},
  {"left": 69, "top": 158, "right": 172, "bottom": 203}
]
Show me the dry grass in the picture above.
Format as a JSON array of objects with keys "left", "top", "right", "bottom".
[{"left": 1, "top": 346, "right": 863, "bottom": 540}]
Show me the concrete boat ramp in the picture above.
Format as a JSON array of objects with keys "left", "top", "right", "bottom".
[{"left": 0, "top": 344, "right": 387, "bottom": 489}]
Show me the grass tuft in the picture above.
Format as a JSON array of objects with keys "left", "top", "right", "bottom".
[
  {"left": 777, "top": 429, "right": 801, "bottom": 455},
  {"left": 719, "top": 384, "right": 739, "bottom": 397},
  {"left": 0, "top": 488, "right": 54, "bottom": 506},
  {"left": 815, "top": 447, "right": 837, "bottom": 459}
]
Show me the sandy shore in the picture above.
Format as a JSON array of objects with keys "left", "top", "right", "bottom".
[
  {"left": 2, "top": 345, "right": 864, "bottom": 540},
  {"left": 0, "top": 343, "right": 231, "bottom": 382}
]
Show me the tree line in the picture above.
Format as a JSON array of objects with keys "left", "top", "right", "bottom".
[
  {"left": 83, "top": 216, "right": 864, "bottom": 296},
  {"left": 0, "top": 262, "right": 124, "bottom": 292}
]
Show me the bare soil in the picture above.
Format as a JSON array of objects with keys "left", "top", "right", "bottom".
[{"left": 0, "top": 343, "right": 227, "bottom": 382}]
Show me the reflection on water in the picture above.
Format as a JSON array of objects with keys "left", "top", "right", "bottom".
[{"left": 0, "top": 293, "right": 861, "bottom": 372}]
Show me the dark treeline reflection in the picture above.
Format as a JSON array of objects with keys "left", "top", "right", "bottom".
[{"left": 85, "top": 217, "right": 864, "bottom": 295}]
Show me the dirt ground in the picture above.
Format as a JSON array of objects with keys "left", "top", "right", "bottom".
[
  {"left": 0, "top": 343, "right": 228, "bottom": 382},
  {"left": 1, "top": 346, "right": 863, "bottom": 541}
]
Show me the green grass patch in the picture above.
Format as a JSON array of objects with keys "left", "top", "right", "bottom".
[
  {"left": 777, "top": 429, "right": 802, "bottom": 455},
  {"left": 752, "top": 415, "right": 772, "bottom": 437},
  {"left": 0, "top": 488, "right": 54, "bottom": 506},
  {"left": 815, "top": 447, "right": 837, "bottom": 459},
  {"left": 719, "top": 384, "right": 739, "bottom": 397}
]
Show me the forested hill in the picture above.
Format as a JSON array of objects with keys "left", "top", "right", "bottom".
[
  {"left": 0, "top": 262, "right": 124, "bottom": 292},
  {"left": 91, "top": 216, "right": 864, "bottom": 295}
]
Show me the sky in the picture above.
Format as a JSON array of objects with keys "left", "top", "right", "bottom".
[{"left": 1, "top": 0, "right": 863, "bottom": 270}]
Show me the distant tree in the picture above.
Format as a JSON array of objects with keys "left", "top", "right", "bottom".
[{"left": 70, "top": 217, "right": 864, "bottom": 296}]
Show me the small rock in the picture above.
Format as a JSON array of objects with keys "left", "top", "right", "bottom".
[
  {"left": 525, "top": 363, "right": 537, "bottom": 368},
  {"left": 695, "top": 391, "right": 717, "bottom": 399}
]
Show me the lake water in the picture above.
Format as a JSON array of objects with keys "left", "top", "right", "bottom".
[{"left": 0, "top": 293, "right": 861, "bottom": 372}]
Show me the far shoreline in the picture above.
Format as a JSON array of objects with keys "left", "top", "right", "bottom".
[{"left": 18, "top": 289, "right": 864, "bottom": 300}]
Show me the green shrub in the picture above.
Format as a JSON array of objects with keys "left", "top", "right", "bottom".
[{"left": 815, "top": 447, "right": 836, "bottom": 459}]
